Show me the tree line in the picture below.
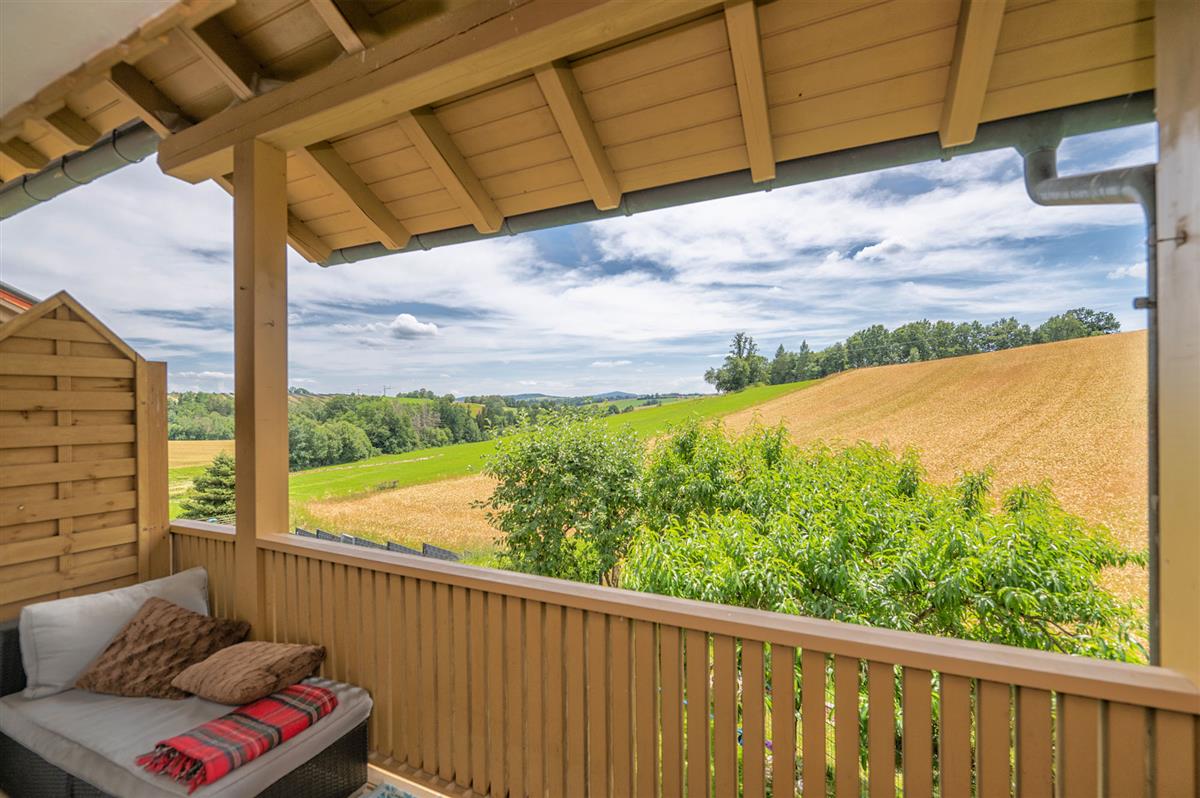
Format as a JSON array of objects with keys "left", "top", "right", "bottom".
[{"left": 705, "top": 307, "right": 1121, "bottom": 392}]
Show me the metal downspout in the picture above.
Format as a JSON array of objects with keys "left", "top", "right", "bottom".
[{"left": 1019, "top": 142, "right": 1159, "bottom": 664}]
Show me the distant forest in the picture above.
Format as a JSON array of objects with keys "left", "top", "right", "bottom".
[{"left": 705, "top": 307, "right": 1121, "bottom": 392}]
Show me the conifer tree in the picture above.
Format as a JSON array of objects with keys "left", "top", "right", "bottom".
[{"left": 178, "top": 452, "right": 236, "bottom": 520}]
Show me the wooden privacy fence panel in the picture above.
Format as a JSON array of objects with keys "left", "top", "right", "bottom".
[
  {"left": 0, "top": 292, "right": 168, "bottom": 620},
  {"left": 171, "top": 524, "right": 1200, "bottom": 798}
]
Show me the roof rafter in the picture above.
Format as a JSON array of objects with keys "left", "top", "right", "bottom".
[
  {"left": 178, "top": 17, "right": 261, "bottom": 102},
  {"left": 535, "top": 61, "right": 621, "bottom": 211},
  {"left": 214, "top": 174, "right": 332, "bottom": 263},
  {"left": 939, "top": 0, "right": 1008, "bottom": 148},
  {"left": 397, "top": 107, "right": 502, "bottom": 234},
  {"left": 106, "top": 62, "right": 192, "bottom": 137},
  {"left": 0, "top": 137, "right": 48, "bottom": 173},
  {"left": 309, "top": 0, "right": 379, "bottom": 54},
  {"left": 42, "top": 107, "right": 100, "bottom": 149},
  {"left": 295, "top": 142, "right": 410, "bottom": 249},
  {"left": 724, "top": 0, "right": 774, "bottom": 182}
]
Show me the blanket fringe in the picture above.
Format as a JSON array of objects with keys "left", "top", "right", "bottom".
[{"left": 137, "top": 745, "right": 206, "bottom": 793}]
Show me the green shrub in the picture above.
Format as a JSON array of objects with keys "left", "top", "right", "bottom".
[
  {"left": 178, "top": 452, "right": 236, "bottom": 520},
  {"left": 625, "top": 422, "right": 1146, "bottom": 662}
]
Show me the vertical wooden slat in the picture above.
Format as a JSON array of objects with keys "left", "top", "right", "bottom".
[
  {"left": 437, "top": 582, "right": 454, "bottom": 782},
  {"left": 1015, "top": 687, "right": 1052, "bottom": 798},
  {"left": 1057, "top": 694, "right": 1099, "bottom": 798},
  {"left": 1153, "top": 710, "right": 1197, "bottom": 798},
  {"left": 453, "top": 586, "right": 472, "bottom": 789},
  {"left": 588, "top": 612, "right": 610, "bottom": 798},
  {"left": 419, "top": 579, "right": 437, "bottom": 771},
  {"left": 742, "top": 641, "right": 766, "bottom": 798},
  {"left": 867, "top": 661, "right": 895, "bottom": 797},
  {"left": 662, "top": 625, "right": 685, "bottom": 798},
  {"left": 565, "top": 607, "right": 586, "bottom": 797},
  {"left": 487, "top": 591, "right": 507, "bottom": 796},
  {"left": 902, "top": 668, "right": 933, "bottom": 798},
  {"left": 834, "top": 655, "right": 860, "bottom": 798},
  {"left": 545, "top": 603, "right": 566, "bottom": 798},
  {"left": 773, "top": 644, "right": 796, "bottom": 798},
  {"left": 470, "top": 589, "right": 489, "bottom": 795},
  {"left": 283, "top": 553, "right": 299, "bottom": 643},
  {"left": 685, "top": 628, "right": 710, "bottom": 798},
  {"left": 372, "top": 565, "right": 390, "bottom": 758},
  {"left": 271, "top": 551, "right": 287, "bottom": 642},
  {"left": 526, "top": 600, "right": 545, "bottom": 798},
  {"left": 360, "top": 568, "right": 378, "bottom": 752},
  {"left": 976, "top": 680, "right": 1012, "bottom": 798},
  {"left": 320, "top": 560, "right": 336, "bottom": 678},
  {"left": 940, "top": 674, "right": 973, "bottom": 797},
  {"left": 713, "top": 635, "right": 737, "bottom": 798},
  {"left": 611, "top": 616, "right": 633, "bottom": 798},
  {"left": 635, "top": 620, "right": 660, "bottom": 798},
  {"left": 346, "top": 566, "right": 363, "bottom": 690},
  {"left": 389, "top": 574, "right": 405, "bottom": 763},
  {"left": 403, "top": 577, "right": 421, "bottom": 768},
  {"left": 1105, "top": 703, "right": 1146, "bottom": 798},
  {"left": 507, "top": 596, "right": 526, "bottom": 798}
]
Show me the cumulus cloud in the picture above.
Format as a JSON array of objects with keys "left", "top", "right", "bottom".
[
  {"left": 332, "top": 313, "right": 440, "bottom": 339},
  {"left": 1107, "top": 263, "right": 1147, "bottom": 280}
]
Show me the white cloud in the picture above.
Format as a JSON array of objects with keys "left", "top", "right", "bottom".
[
  {"left": 591, "top": 360, "right": 632, "bottom": 368},
  {"left": 1107, "top": 263, "right": 1146, "bottom": 280},
  {"left": 176, "top": 371, "right": 234, "bottom": 380},
  {"left": 383, "top": 314, "right": 439, "bottom": 339}
]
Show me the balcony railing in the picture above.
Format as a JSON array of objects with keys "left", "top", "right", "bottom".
[{"left": 170, "top": 520, "right": 1200, "bottom": 797}]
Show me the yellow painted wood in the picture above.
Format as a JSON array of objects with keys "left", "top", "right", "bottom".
[
  {"left": 418, "top": 579, "right": 436, "bottom": 770},
  {"left": 43, "top": 107, "right": 100, "bottom": 148},
  {"left": 397, "top": 108, "right": 503, "bottom": 234},
  {"left": 901, "top": 668, "right": 933, "bottom": 798},
  {"left": 1153, "top": 710, "right": 1197, "bottom": 797},
  {"left": 713, "top": 634, "right": 737, "bottom": 797},
  {"left": 1156, "top": 0, "right": 1200, "bottom": 689},
  {"left": 1056, "top": 694, "right": 1100, "bottom": 798},
  {"left": 232, "top": 138, "right": 289, "bottom": 633},
  {"left": 452, "top": 585, "right": 471, "bottom": 787},
  {"left": 135, "top": 359, "right": 169, "bottom": 578},
  {"left": 506, "top": 595, "right": 526, "bottom": 796},
  {"left": 525, "top": 599, "right": 545, "bottom": 796},
  {"left": 534, "top": 61, "right": 621, "bottom": 210},
  {"left": 940, "top": 0, "right": 1007, "bottom": 146},
  {"left": 565, "top": 606, "right": 586, "bottom": 797},
  {"left": 0, "top": 137, "right": 48, "bottom": 171},
  {"left": 298, "top": 142, "right": 410, "bottom": 248},
  {"left": 309, "top": 0, "right": 374, "bottom": 54},
  {"left": 106, "top": 62, "right": 190, "bottom": 137},
  {"left": 976, "top": 680, "right": 1012, "bottom": 798},
  {"left": 486, "top": 591, "right": 506, "bottom": 795},
  {"left": 867, "top": 661, "right": 895, "bottom": 797},
  {"left": 0, "top": 354, "right": 133, "bottom": 379},
  {"left": 685, "top": 628, "right": 710, "bottom": 798},
  {"left": 544, "top": 602, "right": 565, "bottom": 796},
  {"left": 742, "top": 641, "right": 765, "bottom": 798},
  {"left": 724, "top": 0, "right": 774, "bottom": 181},
  {"left": 180, "top": 17, "right": 259, "bottom": 101},
  {"left": 940, "top": 674, "right": 972, "bottom": 796},
  {"left": 834, "top": 655, "right": 859, "bottom": 798},
  {"left": 469, "top": 589, "right": 489, "bottom": 794}
]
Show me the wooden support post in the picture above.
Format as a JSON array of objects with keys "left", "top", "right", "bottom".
[
  {"left": 1155, "top": 0, "right": 1200, "bottom": 685},
  {"left": 724, "top": 0, "right": 774, "bottom": 182},
  {"left": 232, "top": 139, "right": 290, "bottom": 633},
  {"left": 939, "top": 0, "right": 1006, "bottom": 148},
  {"left": 136, "top": 359, "right": 170, "bottom": 579}
]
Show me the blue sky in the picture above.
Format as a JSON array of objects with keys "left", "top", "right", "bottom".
[{"left": 0, "top": 123, "right": 1155, "bottom": 396}]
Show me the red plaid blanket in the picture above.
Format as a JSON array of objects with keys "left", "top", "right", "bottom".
[{"left": 136, "top": 682, "right": 338, "bottom": 793}]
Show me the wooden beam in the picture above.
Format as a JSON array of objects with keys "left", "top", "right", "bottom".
[
  {"left": 179, "top": 17, "right": 260, "bottom": 101},
  {"left": 535, "top": 61, "right": 621, "bottom": 210},
  {"left": 157, "top": 0, "right": 716, "bottom": 182},
  {"left": 309, "top": 0, "right": 378, "bottom": 54},
  {"left": 724, "top": 0, "right": 774, "bottom": 182},
  {"left": 43, "top": 107, "right": 100, "bottom": 149},
  {"left": 0, "top": 137, "right": 48, "bottom": 171},
  {"left": 397, "top": 107, "right": 502, "bottom": 234},
  {"left": 106, "top": 62, "right": 191, "bottom": 136},
  {"left": 939, "top": 0, "right": 1007, "bottom": 148},
  {"left": 214, "top": 173, "right": 332, "bottom": 263},
  {"left": 232, "top": 138, "right": 289, "bottom": 632},
  {"left": 1156, "top": 0, "right": 1200, "bottom": 686},
  {"left": 296, "top": 142, "right": 410, "bottom": 248},
  {"left": 136, "top": 359, "right": 170, "bottom": 579}
]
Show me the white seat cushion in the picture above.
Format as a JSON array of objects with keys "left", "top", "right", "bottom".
[
  {"left": 0, "top": 677, "right": 371, "bottom": 798},
  {"left": 19, "top": 567, "right": 210, "bottom": 699}
]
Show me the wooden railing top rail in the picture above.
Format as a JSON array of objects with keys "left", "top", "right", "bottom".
[{"left": 170, "top": 520, "right": 1200, "bottom": 713}]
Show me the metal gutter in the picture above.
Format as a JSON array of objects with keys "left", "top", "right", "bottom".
[
  {"left": 1017, "top": 136, "right": 1160, "bottom": 665},
  {"left": 0, "top": 122, "right": 160, "bottom": 219},
  {"left": 321, "top": 91, "right": 1155, "bottom": 266}
]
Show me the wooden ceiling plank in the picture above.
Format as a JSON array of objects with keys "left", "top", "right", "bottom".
[
  {"left": 156, "top": 0, "right": 717, "bottom": 182},
  {"left": 397, "top": 108, "right": 503, "bottom": 234},
  {"left": 534, "top": 61, "right": 621, "bottom": 210},
  {"left": 179, "top": 17, "right": 261, "bottom": 101},
  {"left": 106, "top": 62, "right": 191, "bottom": 137},
  {"left": 215, "top": 174, "right": 333, "bottom": 263},
  {"left": 297, "top": 142, "right": 411, "bottom": 249},
  {"left": 42, "top": 107, "right": 101, "bottom": 149},
  {"left": 940, "top": 0, "right": 1008, "bottom": 147},
  {"left": 309, "top": 0, "right": 379, "bottom": 54},
  {"left": 724, "top": 0, "right": 774, "bottom": 182},
  {"left": 0, "top": 137, "right": 49, "bottom": 172}
]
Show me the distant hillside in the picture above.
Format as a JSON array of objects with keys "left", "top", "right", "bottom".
[{"left": 725, "top": 331, "right": 1148, "bottom": 603}]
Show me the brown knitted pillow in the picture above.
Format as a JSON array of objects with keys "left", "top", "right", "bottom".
[
  {"left": 171, "top": 641, "right": 325, "bottom": 705},
  {"left": 75, "top": 597, "right": 249, "bottom": 699}
]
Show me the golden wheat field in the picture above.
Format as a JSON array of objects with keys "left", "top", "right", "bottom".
[{"left": 168, "top": 439, "right": 234, "bottom": 469}]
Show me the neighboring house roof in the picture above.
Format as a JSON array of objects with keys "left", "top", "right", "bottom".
[{"left": 0, "top": 280, "right": 38, "bottom": 315}]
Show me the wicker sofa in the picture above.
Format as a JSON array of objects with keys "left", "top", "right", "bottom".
[{"left": 0, "top": 618, "right": 370, "bottom": 798}]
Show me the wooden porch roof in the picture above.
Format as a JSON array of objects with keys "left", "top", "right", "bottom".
[{"left": 0, "top": 0, "right": 1155, "bottom": 263}]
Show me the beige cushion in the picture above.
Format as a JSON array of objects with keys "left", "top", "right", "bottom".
[
  {"left": 172, "top": 641, "right": 326, "bottom": 705},
  {"left": 75, "top": 598, "right": 249, "bottom": 699}
]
